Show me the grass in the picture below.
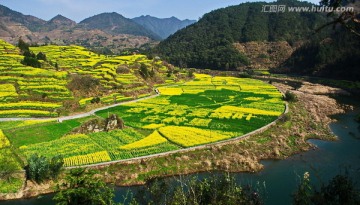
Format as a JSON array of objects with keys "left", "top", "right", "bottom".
[
  {"left": 0, "top": 178, "right": 23, "bottom": 193},
  {"left": 3, "top": 118, "right": 91, "bottom": 147},
  {"left": 0, "top": 148, "right": 23, "bottom": 194}
]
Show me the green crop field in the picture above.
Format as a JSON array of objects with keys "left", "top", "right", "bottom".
[{"left": 0, "top": 73, "right": 285, "bottom": 167}]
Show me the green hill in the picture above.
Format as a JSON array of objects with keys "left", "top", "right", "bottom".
[{"left": 155, "top": 0, "right": 328, "bottom": 70}]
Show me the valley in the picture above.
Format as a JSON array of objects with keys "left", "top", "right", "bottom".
[{"left": 0, "top": 0, "right": 359, "bottom": 204}]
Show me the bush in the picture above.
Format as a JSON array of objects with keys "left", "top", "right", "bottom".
[
  {"left": 284, "top": 91, "right": 297, "bottom": 102},
  {"left": 293, "top": 173, "right": 360, "bottom": 205},
  {"left": 67, "top": 75, "right": 101, "bottom": 96},
  {"left": 133, "top": 174, "right": 263, "bottom": 205},
  {"left": 279, "top": 113, "right": 291, "bottom": 123},
  {"left": 139, "top": 63, "right": 150, "bottom": 79},
  {"left": 239, "top": 72, "right": 251, "bottom": 78},
  {"left": 18, "top": 38, "right": 29, "bottom": 53},
  {"left": 53, "top": 168, "right": 115, "bottom": 205},
  {"left": 21, "top": 56, "right": 41, "bottom": 68},
  {"left": 187, "top": 69, "right": 194, "bottom": 78},
  {"left": 25, "top": 154, "right": 64, "bottom": 183},
  {"left": 116, "top": 65, "right": 130, "bottom": 74},
  {"left": 90, "top": 97, "right": 100, "bottom": 104},
  {"left": 36, "top": 52, "right": 47, "bottom": 61}
]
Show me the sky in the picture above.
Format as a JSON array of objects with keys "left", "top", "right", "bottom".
[{"left": 1, "top": 0, "right": 318, "bottom": 22}]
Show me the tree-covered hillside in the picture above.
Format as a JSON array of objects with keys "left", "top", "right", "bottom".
[
  {"left": 277, "top": 22, "right": 360, "bottom": 81},
  {"left": 155, "top": 0, "right": 328, "bottom": 70}
]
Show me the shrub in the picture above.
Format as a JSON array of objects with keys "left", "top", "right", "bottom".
[
  {"left": 18, "top": 38, "right": 29, "bottom": 53},
  {"left": 116, "top": 66, "right": 130, "bottom": 74},
  {"left": 53, "top": 168, "right": 115, "bottom": 205},
  {"left": 139, "top": 63, "right": 150, "bottom": 79},
  {"left": 21, "top": 56, "right": 41, "bottom": 68},
  {"left": 25, "top": 154, "right": 63, "bottom": 183},
  {"left": 90, "top": 97, "right": 101, "bottom": 104},
  {"left": 36, "top": 52, "right": 47, "bottom": 61},
  {"left": 293, "top": 173, "right": 360, "bottom": 205},
  {"left": 239, "top": 72, "right": 251, "bottom": 78},
  {"left": 284, "top": 91, "right": 297, "bottom": 102},
  {"left": 67, "top": 75, "right": 101, "bottom": 96}
]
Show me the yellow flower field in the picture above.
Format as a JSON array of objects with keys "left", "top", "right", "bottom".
[
  {"left": 121, "top": 131, "right": 167, "bottom": 150},
  {"left": 158, "top": 87, "right": 183, "bottom": 95},
  {"left": 159, "top": 126, "right": 231, "bottom": 147},
  {"left": 214, "top": 106, "right": 283, "bottom": 116},
  {"left": 64, "top": 151, "right": 111, "bottom": 167},
  {"left": 0, "top": 129, "right": 10, "bottom": 148}
]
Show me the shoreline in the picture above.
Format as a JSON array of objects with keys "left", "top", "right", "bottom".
[{"left": 0, "top": 78, "right": 352, "bottom": 201}]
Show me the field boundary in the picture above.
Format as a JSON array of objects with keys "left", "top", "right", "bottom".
[
  {"left": 66, "top": 102, "right": 289, "bottom": 169},
  {"left": 0, "top": 94, "right": 159, "bottom": 122}
]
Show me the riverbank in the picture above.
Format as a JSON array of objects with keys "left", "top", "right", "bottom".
[{"left": 0, "top": 78, "right": 352, "bottom": 201}]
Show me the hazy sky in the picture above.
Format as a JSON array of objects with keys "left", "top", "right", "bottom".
[{"left": 1, "top": 0, "right": 319, "bottom": 22}]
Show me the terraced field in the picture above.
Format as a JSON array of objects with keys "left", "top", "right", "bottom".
[
  {"left": 0, "top": 74, "right": 285, "bottom": 167},
  {"left": 0, "top": 39, "right": 179, "bottom": 117}
]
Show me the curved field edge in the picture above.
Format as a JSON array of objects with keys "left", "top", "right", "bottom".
[{"left": 0, "top": 75, "right": 286, "bottom": 173}]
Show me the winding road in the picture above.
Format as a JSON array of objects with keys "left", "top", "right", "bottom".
[{"left": 0, "top": 94, "right": 160, "bottom": 122}]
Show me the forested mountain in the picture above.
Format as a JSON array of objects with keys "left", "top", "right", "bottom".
[
  {"left": 155, "top": 0, "right": 329, "bottom": 70},
  {"left": 277, "top": 25, "right": 360, "bottom": 81},
  {"left": 132, "top": 15, "right": 196, "bottom": 39},
  {"left": 78, "top": 13, "right": 161, "bottom": 40}
]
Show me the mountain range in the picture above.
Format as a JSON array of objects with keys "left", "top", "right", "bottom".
[
  {"left": 132, "top": 15, "right": 196, "bottom": 39},
  {"left": 0, "top": 4, "right": 195, "bottom": 53}
]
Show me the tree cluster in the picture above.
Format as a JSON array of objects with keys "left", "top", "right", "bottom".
[
  {"left": 25, "top": 154, "right": 64, "bottom": 183},
  {"left": 53, "top": 169, "right": 116, "bottom": 205},
  {"left": 18, "top": 38, "right": 47, "bottom": 68},
  {"left": 293, "top": 173, "right": 360, "bottom": 205},
  {"left": 139, "top": 63, "right": 155, "bottom": 80}
]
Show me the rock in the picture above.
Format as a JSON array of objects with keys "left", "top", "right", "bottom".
[
  {"left": 274, "top": 147, "right": 280, "bottom": 157},
  {"left": 71, "top": 114, "right": 125, "bottom": 134},
  {"left": 105, "top": 114, "right": 125, "bottom": 131}
]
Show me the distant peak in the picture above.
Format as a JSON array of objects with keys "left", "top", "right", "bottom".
[
  {"left": 54, "top": 14, "right": 65, "bottom": 18},
  {"left": 48, "top": 14, "right": 76, "bottom": 26},
  {"left": 50, "top": 14, "right": 73, "bottom": 21}
]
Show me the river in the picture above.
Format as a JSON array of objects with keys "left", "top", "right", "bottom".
[{"left": 1, "top": 101, "right": 359, "bottom": 205}]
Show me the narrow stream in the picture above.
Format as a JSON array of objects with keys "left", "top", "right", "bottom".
[{"left": 1, "top": 102, "right": 359, "bottom": 205}]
